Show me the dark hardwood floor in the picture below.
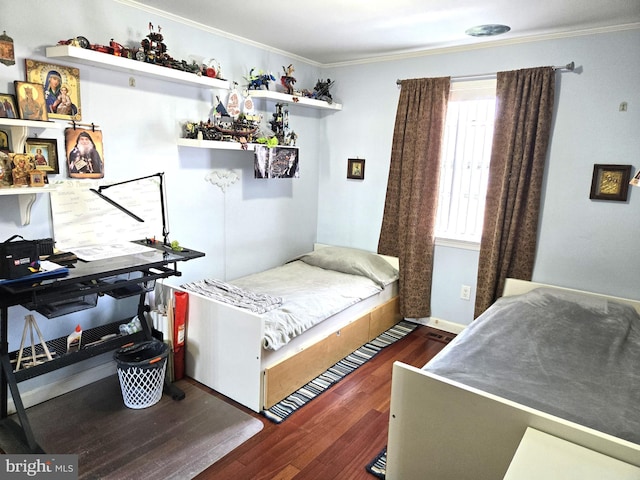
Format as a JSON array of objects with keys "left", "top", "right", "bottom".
[{"left": 191, "top": 325, "right": 453, "bottom": 480}]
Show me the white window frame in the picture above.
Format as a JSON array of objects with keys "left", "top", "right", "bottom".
[{"left": 435, "top": 79, "right": 497, "bottom": 249}]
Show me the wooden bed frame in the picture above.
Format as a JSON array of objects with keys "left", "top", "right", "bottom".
[
  {"left": 164, "top": 245, "right": 401, "bottom": 412},
  {"left": 386, "top": 278, "right": 640, "bottom": 479}
]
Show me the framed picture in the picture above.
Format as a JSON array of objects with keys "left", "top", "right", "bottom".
[
  {"left": 29, "top": 170, "right": 45, "bottom": 187},
  {"left": 13, "top": 81, "right": 48, "bottom": 121},
  {"left": 347, "top": 158, "right": 365, "bottom": 180},
  {"left": 0, "top": 129, "right": 9, "bottom": 152},
  {"left": 0, "top": 93, "right": 18, "bottom": 119},
  {"left": 25, "top": 138, "right": 59, "bottom": 174},
  {"left": 25, "top": 59, "right": 81, "bottom": 121},
  {"left": 64, "top": 127, "right": 104, "bottom": 179},
  {"left": 589, "top": 164, "right": 632, "bottom": 201}
]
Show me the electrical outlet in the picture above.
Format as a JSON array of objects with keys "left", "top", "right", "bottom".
[{"left": 460, "top": 285, "right": 471, "bottom": 301}]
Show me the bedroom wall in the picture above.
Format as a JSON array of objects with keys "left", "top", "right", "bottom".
[
  {"left": 0, "top": 0, "right": 325, "bottom": 403},
  {"left": 319, "top": 27, "right": 640, "bottom": 326}
]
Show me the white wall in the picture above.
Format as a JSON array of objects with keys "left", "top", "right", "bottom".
[
  {"left": 321, "top": 28, "right": 640, "bottom": 325},
  {"left": 0, "top": 0, "right": 324, "bottom": 402}
]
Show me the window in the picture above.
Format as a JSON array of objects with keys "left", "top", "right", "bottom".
[{"left": 435, "top": 79, "right": 497, "bottom": 244}]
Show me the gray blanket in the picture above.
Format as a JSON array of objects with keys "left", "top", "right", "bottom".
[{"left": 425, "top": 288, "right": 640, "bottom": 444}]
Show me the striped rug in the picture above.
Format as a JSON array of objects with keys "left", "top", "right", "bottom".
[
  {"left": 365, "top": 447, "right": 387, "bottom": 479},
  {"left": 263, "top": 320, "right": 417, "bottom": 424}
]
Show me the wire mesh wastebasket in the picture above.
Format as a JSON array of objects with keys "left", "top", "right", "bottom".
[{"left": 114, "top": 340, "right": 169, "bottom": 409}]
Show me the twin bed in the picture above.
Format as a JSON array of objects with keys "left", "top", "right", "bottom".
[
  {"left": 166, "top": 245, "right": 401, "bottom": 412},
  {"left": 387, "top": 279, "right": 640, "bottom": 479}
]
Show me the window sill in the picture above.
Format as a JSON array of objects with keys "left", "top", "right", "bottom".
[{"left": 434, "top": 238, "right": 480, "bottom": 251}]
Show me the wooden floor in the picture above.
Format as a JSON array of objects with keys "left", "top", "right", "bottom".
[{"left": 192, "top": 325, "right": 453, "bottom": 480}]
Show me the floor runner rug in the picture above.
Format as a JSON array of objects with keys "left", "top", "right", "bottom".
[
  {"left": 365, "top": 447, "right": 387, "bottom": 479},
  {"left": 263, "top": 320, "right": 417, "bottom": 423}
]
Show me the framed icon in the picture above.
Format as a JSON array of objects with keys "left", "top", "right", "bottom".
[
  {"left": 347, "top": 158, "right": 365, "bottom": 180},
  {"left": 25, "top": 59, "right": 81, "bottom": 121},
  {"left": 589, "top": 164, "right": 632, "bottom": 201},
  {"left": 29, "top": 170, "right": 46, "bottom": 187},
  {"left": 25, "top": 138, "right": 59, "bottom": 174},
  {"left": 0, "top": 93, "right": 18, "bottom": 119},
  {"left": 13, "top": 81, "right": 48, "bottom": 121}
]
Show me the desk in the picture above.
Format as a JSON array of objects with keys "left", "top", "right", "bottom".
[{"left": 0, "top": 241, "right": 204, "bottom": 452}]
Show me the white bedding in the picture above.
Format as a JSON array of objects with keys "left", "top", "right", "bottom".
[
  {"left": 232, "top": 260, "right": 385, "bottom": 350},
  {"left": 181, "top": 246, "right": 400, "bottom": 351}
]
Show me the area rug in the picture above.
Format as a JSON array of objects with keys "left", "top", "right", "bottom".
[
  {"left": 0, "top": 376, "right": 263, "bottom": 479},
  {"left": 263, "top": 320, "right": 418, "bottom": 423},
  {"left": 365, "top": 447, "right": 387, "bottom": 479}
]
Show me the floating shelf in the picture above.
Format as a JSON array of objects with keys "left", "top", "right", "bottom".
[
  {"left": 247, "top": 90, "right": 342, "bottom": 110},
  {"left": 46, "top": 45, "right": 230, "bottom": 90},
  {"left": 0, "top": 118, "right": 62, "bottom": 153},
  {"left": 0, "top": 186, "right": 58, "bottom": 226},
  {"left": 176, "top": 138, "right": 255, "bottom": 151}
]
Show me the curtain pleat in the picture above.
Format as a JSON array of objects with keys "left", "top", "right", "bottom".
[
  {"left": 378, "top": 77, "right": 450, "bottom": 318},
  {"left": 474, "top": 67, "right": 555, "bottom": 317}
]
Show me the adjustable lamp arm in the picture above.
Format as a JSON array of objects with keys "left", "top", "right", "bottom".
[{"left": 90, "top": 172, "right": 170, "bottom": 246}]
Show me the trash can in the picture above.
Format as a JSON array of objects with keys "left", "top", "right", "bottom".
[{"left": 114, "top": 340, "right": 169, "bottom": 409}]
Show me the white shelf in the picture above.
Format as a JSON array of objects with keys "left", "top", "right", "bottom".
[
  {"left": 177, "top": 138, "right": 255, "bottom": 151},
  {"left": 46, "top": 45, "right": 230, "bottom": 90},
  {"left": 0, "top": 186, "right": 58, "bottom": 226},
  {"left": 247, "top": 90, "right": 342, "bottom": 110}
]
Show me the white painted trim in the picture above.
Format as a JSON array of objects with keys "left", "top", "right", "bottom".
[{"left": 406, "top": 316, "right": 467, "bottom": 335}]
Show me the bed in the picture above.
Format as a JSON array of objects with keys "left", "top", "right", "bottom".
[
  {"left": 164, "top": 244, "right": 401, "bottom": 412},
  {"left": 387, "top": 278, "right": 640, "bottom": 479}
]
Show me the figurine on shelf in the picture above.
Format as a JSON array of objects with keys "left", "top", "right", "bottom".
[
  {"left": 280, "top": 64, "right": 297, "bottom": 95},
  {"left": 140, "top": 23, "right": 169, "bottom": 64},
  {"left": 246, "top": 68, "right": 276, "bottom": 90}
]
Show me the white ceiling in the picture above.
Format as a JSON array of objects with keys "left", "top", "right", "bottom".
[{"left": 127, "top": 0, "right": 640, "bottom": 65}]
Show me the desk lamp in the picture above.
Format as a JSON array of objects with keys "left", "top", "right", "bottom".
[{"left": 90, "top": 172, "right": 170, "bottom": 247}]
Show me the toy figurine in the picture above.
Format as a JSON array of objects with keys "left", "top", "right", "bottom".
[
  {"left": 280, "top": 64, "right": 297, "bottom": 95},
  {"left": 246, "top": 68, "right": 276, "bottom": 90}
]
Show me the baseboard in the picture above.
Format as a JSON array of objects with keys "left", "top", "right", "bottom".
[
  {"left": 405, "top": 317, "right": 466, "bottom": 335},
  {"left": 7, "top": 362, "right": 116, "bottom": 415}
]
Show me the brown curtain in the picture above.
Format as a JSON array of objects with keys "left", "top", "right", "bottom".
[
  {"left": 378, "top": 77, "right": 450, "bottom": 318},
  {"left": 474, "top": 67, "right": 555, "bottom": 317}
]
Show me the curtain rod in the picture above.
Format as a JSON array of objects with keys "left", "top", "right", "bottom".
[{"left": 396, "top": 61, "right": 575, "bottom": 86}]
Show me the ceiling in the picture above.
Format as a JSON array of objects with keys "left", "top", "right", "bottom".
[{"left": 128, "top": 0, "right": 640, "bottom": 65}]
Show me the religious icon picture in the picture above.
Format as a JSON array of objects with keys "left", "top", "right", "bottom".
[
  {"left": 347, "top": 158, "right": 365, "bottom": 180},
  {"left": 25, "top": 138, "right": 59, "bottom": 174},
  {"left": 13, "top": 81, "right": 48, "bottom": 121},
  {"left": 25, "top": 59, "right": 81, "bottom": 121},
  {"left": 64, "top": 127, "right": 105, "bottom": 179},
  {"left": 0, "top": 93, "right": 18, "bottom": 119}
]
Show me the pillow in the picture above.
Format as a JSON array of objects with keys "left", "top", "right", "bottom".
[{"left": 295, "top": 246, "right": 398, "bottom": 287}]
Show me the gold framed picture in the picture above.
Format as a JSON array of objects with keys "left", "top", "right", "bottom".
[
  {"left": 29, "top": 170, "right": 45, "bottom": 187},
  {"left": 589, "top": 164, "right": 632, "bottom": 201},
  {"left": 0, "top": 93, "right": 18, "bottom": 119},
  {"left": 347, "top": 158, "right": 365, "bottom": 180},
  {"left": 14, "top": 81, "right": 48, "bottom": 121},
  {"left": 25, "top": 138, "right": 59, "bottom": 174},
  {"left": 25, "top": 59, "right": 81, "bottom": 121}
]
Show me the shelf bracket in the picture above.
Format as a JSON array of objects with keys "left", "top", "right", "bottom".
[{"left": 18, "top": 194, "right": 36, "bottom": 226}]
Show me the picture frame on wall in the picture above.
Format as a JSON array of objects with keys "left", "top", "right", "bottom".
[
  {"left": 29, "top": 170, "right": 45, "bottom": 187},
  {"left": 347, "top": 158, "right": 365, "bottom": 180},
  {"left": 13, "top": 81, "right": 48, "bottom": 121},
  {"left": 25, "top": 137, "right": 59, "bottom": 174},
  {"left": 0, "top": 93, "right": 18, "bottom": 118},
  {"left": 25, "top": 59, "right": 81, "bottom": 120},
  {"left": 589, "top": 164, "right": 632, "bottom": 201}
]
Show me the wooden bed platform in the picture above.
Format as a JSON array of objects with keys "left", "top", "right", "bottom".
[
  {"left": 165, "top": 246, "right": 401, "bottom": 412},
  {"left": 386, "top": 279, "right": 640, "bottom": 479}
]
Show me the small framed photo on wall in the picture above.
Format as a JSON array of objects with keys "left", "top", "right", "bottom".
[
  {"left": 25, "top": 138, "right": 59, "bottom": 174},
  {"left": 589, "top": 164, "right": 632, "bottom": 201},
  {"left": 347, "top": 158, "right": 365, "bottom": 180}
]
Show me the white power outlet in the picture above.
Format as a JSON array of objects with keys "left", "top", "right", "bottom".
[{"left": 460, "top": 285, "right": 471, "bottom": 301}]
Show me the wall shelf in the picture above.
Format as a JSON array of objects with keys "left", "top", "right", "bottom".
[
  {"left": 46, "top": 45, "right": 230, "bottom": 90},
  {"left": 0, "top": 186, "right": 58, "bottom": 226},
  {"left": 0, "top": 118, "right": 62, "bottom": 153},
  {"left": 177, "top": 138, "right": 255, "bottom": 151},
  {"left": 247, "top": 90, "right": 342, "bottom": 110}
]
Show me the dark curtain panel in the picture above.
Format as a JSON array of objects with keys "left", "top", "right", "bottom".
[
  {"left": 474, "top": 67, "right": 555, "bottom": 317},
  {"left": 378, "top": 77, "right": 450, "bottom": 318}
]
